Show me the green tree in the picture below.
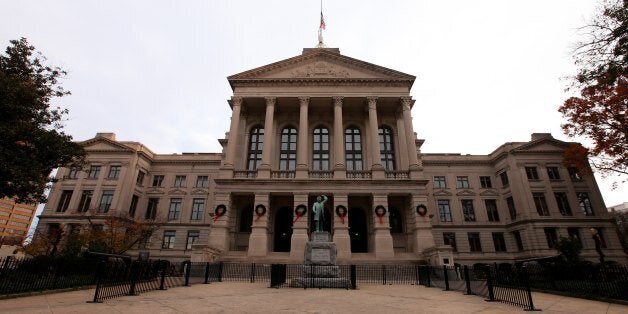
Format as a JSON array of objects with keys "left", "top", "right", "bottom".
[
  {"left": 555, "top": 236, "right": 583, "bottom": 264},
  {"left": 559, "top": 0, "right": 628, "bottom": 178},
  {"left": 0, "top": 38, "right": 85, "bottom": 203}
]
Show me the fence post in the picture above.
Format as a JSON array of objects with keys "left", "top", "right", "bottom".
[
  {"left": 415, "top": 265, "right": 420, "bottom": 285},
  {"left": 250, "top": 263, "right": 256, "bottom": 283},
  {"left": 128, "top": 260, "right": 140, "bottom": 296},
  {"left": 158, "top": 261, "right": 167, "bottom": 290},
  {"left": 382, "top": 265, "right": 386, "bottom": 285},
  {"left": 443, "top": 265, "right": 450, "bottom": 291},
  {"left": 426, "top": 265, "right": 431, "bottom": 287},
  {"left": 521, "top": 265, "right": 536, "bottom": 311},
  {"left": 204, "top": 262, "right": 210, "bottom": 284},
  {"left": 464, "top": 265, "right": 472, "bottom": 295},
  {"left": 183, "top": 261, "right": 191, "bottom": 286},
  {"left": 218, "top": 262, "right": 223, "bottom": 282},
  {"left": 309, "top": 264, "right": 313, "bottom": 289},
  {"left": 485, "top": 266, "right": 495, "bottom": 302},
  {"left": 350, "top": 265, "right": 356, "bottom": 290},
  {"left": 90, "top": 260, "right": 106, "bottom": 303}
]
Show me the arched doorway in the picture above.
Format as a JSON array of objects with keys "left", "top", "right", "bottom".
[
  {"left": 273, "top": 206, "right": 293, "bottom": 252},
  {"left": 349, "top": 207, "right": 368, "bottom": 253}
]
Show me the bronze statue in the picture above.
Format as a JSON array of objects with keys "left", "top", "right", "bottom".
[{"left": 312, "top": 195, "right": 328, "bottom": 232}]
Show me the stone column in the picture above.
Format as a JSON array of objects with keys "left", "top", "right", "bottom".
[
  {"left": 401, "top": 97, "right": 420, "bottom": 169},
  {"left": 290, "top": 194, "right": 310, "bottom": 260},
  {"left": 332, "top": 96, "right": 346, "bottom": 178},
  {"left": 395, "top": 109, "right": 409, "bottom": 171},
  {"left": 372, "top": 194, "right": 394, "bottom": 259},
  {"left": 332, "top": 194, "right": 351, "bottom": 261},
  {"left": 207, "top": 193, "right": 232, "bottom": 253},
  {"left": 296, "top": 97, "right": 309, "bottom": 179},
  {"left": 225, "top": 96, "right": 242, "bottom": 168},
  {"left": 367, "top": 97, "right": 385, "bottom": 179},
  {"left": 248, "top": 193, "right": 270, "bottom": 257},
  {"left": 258, "top": 97, "right": 276, "bottom": 179},
  {"left": 411, "top": 195, "right": 435, "bottom": 255}
]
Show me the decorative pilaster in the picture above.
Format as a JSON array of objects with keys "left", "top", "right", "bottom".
[
  {"left": 401, "top": 97, "right": 419, "bottom": 168},
  {"left": 367, "top": 97, "right": 385, "bottom": 179},
  {"left": 248, "top": 193, "right": 270, "bottom": 257},
  {"left": 207, "top": 193, "right": 232, "bottom": 254},
  {"left": 290, "top": 194, "right": 310, "bottom": 260},
  {"left": 411, "top": 195, "right": 435, "bottom": 255},
  {"left": 258, "top": 97, "right": 276, "bottom": 179},
  {"left": 372, "top": 194, "right": 394, "bottom": 259},
  {"left": 332, "top": 96, "right": 346, "bottom": 178},
  {"left": 332, "top": 194, "right": 351, "bottom": 261},
  {"left": 296, "top": 97, "right": 310, "bottom": 179}
]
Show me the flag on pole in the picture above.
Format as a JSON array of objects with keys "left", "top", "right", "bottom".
[{"left": 320, "top": 12, "right": 326, "bottom": 30}]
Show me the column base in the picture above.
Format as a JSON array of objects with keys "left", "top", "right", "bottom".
[
  {"left": 257, "top": 165, "right": 271, "bottom": 179},
  {"left": 247, "top": 226, "right": 269, "bottom": 257},
  {"left": 333, "top": 226, "right": 351, "bottom": 260},
  {"left": 373, "top": 226, "right": 394, "bottom": 259},
  {"left": 290, "top": 226, "right": 309, "bottom": 260}
]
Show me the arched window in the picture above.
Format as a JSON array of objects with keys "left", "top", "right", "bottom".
[
  {"left": 312, "top": 127, "right": 329, "bottom": 170},
  {"left": 247, "top": 126, "right": 264, "bottom": 170},
  {"left": 345, "top": 127, "right": 363, "bottom": 171},
  {"left": 279, "top": 127, "right": 297, "bottom": 170},
  {"left": 379, "top": 127, "right": 396, "bottom": 170}
]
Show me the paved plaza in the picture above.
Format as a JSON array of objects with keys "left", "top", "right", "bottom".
[{"left": 0, "top": 283, "right": 627, "bottom": 313}]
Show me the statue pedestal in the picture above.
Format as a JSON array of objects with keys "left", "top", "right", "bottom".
[{"left": 289, "top": 231, "right": 351, "bottom": 288}]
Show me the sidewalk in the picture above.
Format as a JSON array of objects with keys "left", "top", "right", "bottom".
[{"left": 0, "top": 283, "right": 626, "bottom": 313}]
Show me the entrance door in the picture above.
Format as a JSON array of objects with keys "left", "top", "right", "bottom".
[
  {"left": 349, "top": 207, "right": 368, "bottom": 253},
  {"left": 273, "top": 206, "right": 293, "bottom": 252}
]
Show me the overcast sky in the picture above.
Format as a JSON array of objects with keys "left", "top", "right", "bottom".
[{"left": 2, "top": 0, "right": 625, "bottom": 208}]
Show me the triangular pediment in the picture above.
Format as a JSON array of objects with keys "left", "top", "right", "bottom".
[
  {"left": 514, "top": 138, "right": 570, "bottom": 152},
  {"left": 167, "top": 188, "right": 187, "bottom": 195},
  {"left": 480, "top": 189, "right": 500, "bottom": 197},
  {"left": 81, "top": 137, "right": 133, "bottom": 152},
  {"left": 228, "top": 49, "right": 415, "bottom": 88},
  {"left": 191, "top": 188, "right": 209, "bottom": 195},
  {"left": 146, "top": 187, "right": 165, "bottom": 195},
  {"left": 433, "top": 189, "right": 452, "bottom": 197},
  {"left": 456, "top": 189, "right": 476, "bottom": 197}
]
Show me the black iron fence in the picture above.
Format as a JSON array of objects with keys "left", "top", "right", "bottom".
[{"left": 0, "top": 256, "right": 98, "bottom": 296}]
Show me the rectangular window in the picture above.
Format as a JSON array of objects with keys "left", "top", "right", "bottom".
[
  {"left": 525, "top": 166, "right": 539, "bottom": 180},
  {"left": 88, "top": 165, "right": 101, "bottom": 179},
  {"left": 190, "top": 198, "right": 205, "bottom": 220},
  {"left": 195, "top": 176, "right": 209, "bottom": 188},
  {"left": 56, "top": 190, "right": 73, "bottom": 212},
  {"left": 78, "top": 190, "right": 93, "bottom": 212},
  {"left": 480, "top": 176, "right": 492, "bottom": 188},
  {"left": 456, "top": 176, "right": 470, "bottom": 189},
  {"left": 145, "top": 198, "right": 159, "bottom": 220},
  {"left": 492, "top": 232, "right": 507, "bottom": 252},
  {"left": 168, "top": 198, "right": 182, "bottom": 220},
  {"left": 129, "top": 195, "right": 139, "bottom": 217},
  {"left": 136, "top": 171, "right": 145, "bottom": 186},
  {"left": 506, "top": 196, "right": 517, "bottom": 220},
  {"left": 468, "top": 233, "right": 482, "bottom": 252},
  {"left": 433, "top": 176, "right": 447, "bottom": 189},
  {"left": 499, "top": 171, "right": 509, "bottom": 187},
  {"left": 186, "top": 230, "right": 200, "bottom": 249},
  {"left": 152, "top": 175, "right": 164, "bottom": 187},
  {"left": 485, "top": 199, "right": 500, "bottom": 222},
  {"left": 568, "top": 167, "right": 582, "bottom": 180},
  {"left": 174, "top": 175, "right": 186, "bottom": 188},
  {"left": 567, "top": 227, "right": 582, "bottom": 246},
  {"left": 108, "top": 165, "right": 121, "bottom": 179},
  {"left": 461, "top": 200, "right": 476, "bottom": 222},
  {"left": 437, "top": 200, "right": 452, "bottom": 222},
  {"left": 68, "top": 167, "right": 80, "bottom": 179},
  {"left": 162, "top": 230, "right": 176, "bottom": 249},
  {"left": 544, "top": 228, "right": 558, "bottom": 249},
  {"left": 443, "top": 232, "right": 457, "bottom": 252},
  {"left": 554, "top": 192, "right": 572, "bottom": 216},
  {"left": 533, "top": 193, "right": 550, "bottom": 216},
  {"left": 512, "top": 230, "right": 524, "bottom": 251},
  {"left": 98, "top": 190, "right": 114, "bottom": 213},
  {"left": 547, "top": 167, "right": 561, "bottom": 180},
  {"left": 577, "top": 192, "right": 594, "bottom": 216}
]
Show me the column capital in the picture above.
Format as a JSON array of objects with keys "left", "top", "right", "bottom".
[
  {"left": 366, "top": 96, "right": 378, "bottom": 106},
  {"left": 400, "top": 96, "right": 413, "bottom": 110},
  {"left": 333, "top": 96, "right": 344, "bottom": 107},
  {"left": 298, "top": 96, "right": 310, "bottom": 105},
  {"left": 265, "top": 97, "right": 276, "bottom": 106},
  {"left": 231, "top": 96, "right": 243, "bottom": 106}
]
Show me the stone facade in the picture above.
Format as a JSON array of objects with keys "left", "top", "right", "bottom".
[{"left": 36, "top": 48, "right": 626, "bottom": 265}]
